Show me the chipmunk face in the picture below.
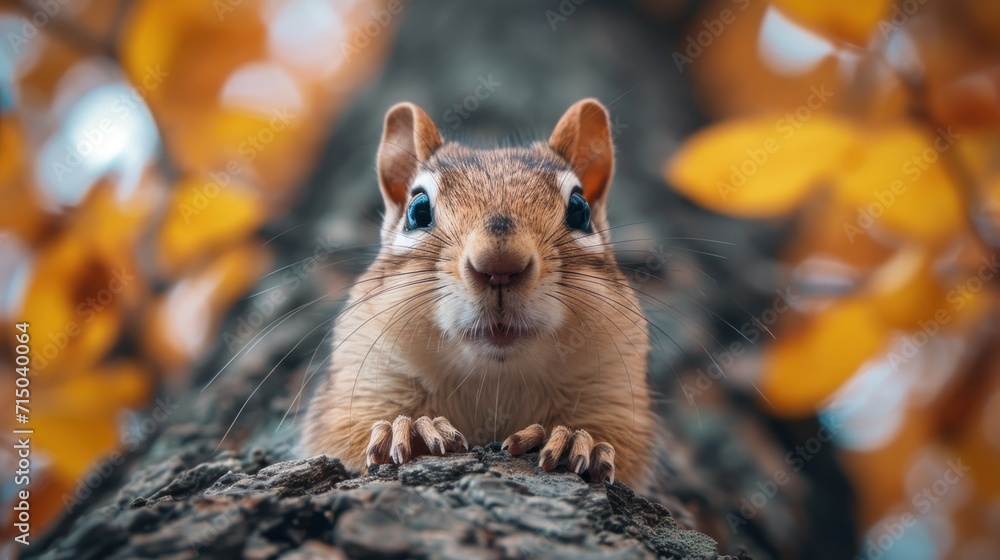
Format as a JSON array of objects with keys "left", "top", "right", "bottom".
[{"left": 373, "top": 99, "right": 618, "bottom": 362}]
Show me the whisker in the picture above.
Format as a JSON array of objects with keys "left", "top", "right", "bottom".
[
  {"left": 668, "top": 254, "right": 776, "bottom": 340},
  {"left": 555, "top": 285, "right": 702, "bottom": 429},
  {"left": 205, "top": 270, "right": 440, "bottom": 393},
  {"left": 542, "top": 293, "right": 600, "bottom": 418},
  {"left": 243, "top": 255, "right": 379, "bottom": 299},
  {"left": 552, "top": 237, "right": 730, "bottom": 259},
  {"left": 559, "top": 244, "right": 774, "bottom": 341},
  {"left": 558, "top": 269, "right": 748, "bottom": 347},
  {"left": 474, "top": 362, "right": 489, "bottom": 432},
  {"left": 382, "top": 291, "right": 450, "bottom": 367},
  {"left": 218, "top": 314, "right": 336, "bottom": 448},
  {"left": 247, "top": 241, "right": 385, "bottom": 284},
  {"left": 552, "top": 288, "right": 639, "bottom": 434},
  {"left": 262, "top": 222, "right": 308, "bottom": 245},
  {"left": 278, "top": 287, "right": 435, "bottom": 434},
  {"left": 202, "top": 292, "right": 331, "bottom": 393},
  {"left": 345, "top": 285, "right": 447, "bottom": 435},
  {"left": 559, "top": 279, "right": 774, "bottom": 413},
  {"left": 289, "top": 325, "right": 335, "bottom": 426},
  {"left": 446, "top": 357, "right": 480, "bottom": 399}
]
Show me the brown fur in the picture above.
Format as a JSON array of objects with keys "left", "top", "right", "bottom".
[{"left": 301, "top": 100, "right": 654, "bottom": 487}]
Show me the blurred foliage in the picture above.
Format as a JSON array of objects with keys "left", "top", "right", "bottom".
[
  {"left": 0, "top": 0, "right": 997, "bottom": 557},
  {"left": 667, "top": 0, "right": 1000, "bottom": 556},
  {"left": 0, "top": 0, "right": 391, "bottom": 535}
]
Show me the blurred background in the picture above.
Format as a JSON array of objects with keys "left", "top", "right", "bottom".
[{"left": 0, "top": 0, "right": 998, "bottom": 558}]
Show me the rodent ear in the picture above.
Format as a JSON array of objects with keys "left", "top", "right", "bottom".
[
  {"left": 548, "top": 98, "right": 614, "bottom": 205},
  {"left": 377, "top": 102, "right": 443, "bottom": 208}
]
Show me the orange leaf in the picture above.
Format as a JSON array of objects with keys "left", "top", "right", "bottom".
[
  {"left": 30, "top": 361, "right": 150, "bottom": 481},
  {"left": 18, "top": 180, "right": 150, "bottom": 372},
  {"left": 121, "top": 0, "right": 267, "bottom": 112},
  {"left": 835, "top": 125, "right": 965, "bottom": 244},
  {"left": 68, "top": 177, "right": 160, "bottom": 264},
  {"left": 865, "top": 246, "right": 947, "bottom": 330},
  {"left": 21, "top": 236, "right": 139, "bottom": 373},
  {"left": 0, "top": 115, "right": 50, "bottom": 242},
  {"left": 157, "top": 176, "right": 265, "bottom": 276},
  {"left": 667, "top": 114, "right": 859, "bottom": 217},
  {"left": 762, "top": 297, "right": 888, "bottom": 415}
]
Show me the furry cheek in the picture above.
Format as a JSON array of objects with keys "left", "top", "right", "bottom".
[{"left": 388, "top": 229, "right": 426, "bottom": 253}]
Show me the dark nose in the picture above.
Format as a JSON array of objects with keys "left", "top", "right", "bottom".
[{"left": 466, "top": 253, "right": 532, "bottom": 290}]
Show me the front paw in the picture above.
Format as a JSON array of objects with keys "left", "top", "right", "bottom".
[
  {"left": 502, "top": 424, "right": 615, "bottom": 484},
  {"left": 365, "top": 416, "right": 468, "bottom": 468}
]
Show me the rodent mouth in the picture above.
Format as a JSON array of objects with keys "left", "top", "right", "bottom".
[{"left": 462, "top": 323, "right": 539, "bottom": 347}]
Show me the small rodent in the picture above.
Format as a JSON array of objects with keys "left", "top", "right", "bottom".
[{"left": 302, "top": 99, "right": 653, "bottom": 487}]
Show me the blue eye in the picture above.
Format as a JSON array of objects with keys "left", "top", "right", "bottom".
[
  {"left": 406, "top": 191, "right": 433, "bottom": 230},
  {"left": 565, "top": 191, "right": 591, "bottom": 232}
]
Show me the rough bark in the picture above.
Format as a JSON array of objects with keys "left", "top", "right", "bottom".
[{"left": 30, "top": 445, "right": 741, "bottom": 559}]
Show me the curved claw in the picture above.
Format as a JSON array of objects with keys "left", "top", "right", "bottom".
[{"left": 503, "top": 424, "right": 616, "bottom": 484}]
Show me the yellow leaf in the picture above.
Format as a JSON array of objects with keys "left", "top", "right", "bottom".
[
  {"left": 0, "top": 115, "right": 50, "bottom": 242},
  {"left": 69, "top": 177, "right": 159, "bottom": 265},
  {"left": 762, "top": 297, "right": 887, "bottom": 415},
  {"left": 157, "top": 176, "right": 265, "bottom": 276},
  {"left": 121, "top": 0, "right": 267, "bottom": 111},
  {"left": 31, "top": 361, "right": 150, "bottom": 481},
  {"left": 667, "top": 114, "right": 859, "bottom": 217},
  {"left": 835, "top": 125, "right": 965, "bottom": 244},
  {"left": 21, "top": 236, "right": 139, "bottom": 373}
]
